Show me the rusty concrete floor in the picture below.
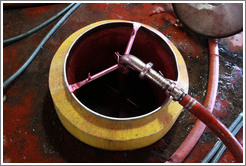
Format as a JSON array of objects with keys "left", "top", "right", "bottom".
[{"left": 2, "top": 3, "right": 243, "bottom": 163}]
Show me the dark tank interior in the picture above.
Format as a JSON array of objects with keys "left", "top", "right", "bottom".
[{"left": 65, "top": 22, "right": 178, "bottom": 118}]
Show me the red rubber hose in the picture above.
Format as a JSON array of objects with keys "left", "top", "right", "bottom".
[
  {"left": 179, "top": 94, "right": 243, "bottom": 163},
  {"left": 166, "top": 39, "right": 219, "bottom": 163},
  {"left": 205, "top": 39, "right": 220, "bottom": 113}
]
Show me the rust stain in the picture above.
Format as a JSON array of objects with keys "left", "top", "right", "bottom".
[{"left": 3, "top": 3, "right": 243, "bottom": 163}]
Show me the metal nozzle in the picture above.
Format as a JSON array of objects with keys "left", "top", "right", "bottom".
[{"left": 119, "top": 54, "right": 185, "bottom": 101}]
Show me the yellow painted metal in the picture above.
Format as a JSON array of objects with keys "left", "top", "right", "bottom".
[{"left": 49, "top": 20, "right": 189, "bottom": 150}]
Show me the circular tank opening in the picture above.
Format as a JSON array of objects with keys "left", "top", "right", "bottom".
[{"left": 64, "top": 21, "right": 178, "bottom": 119}]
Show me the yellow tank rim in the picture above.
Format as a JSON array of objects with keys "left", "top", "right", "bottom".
[{"left": 49, "top": 20, "right": 189, "bottom": 150}]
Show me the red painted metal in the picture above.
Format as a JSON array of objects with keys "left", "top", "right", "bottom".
[
  {"left": 67, "top": 64, "right": 119, "bottom": 93},
  {"left": 67, "top": 22, "right": 141, "bottom": 93}
]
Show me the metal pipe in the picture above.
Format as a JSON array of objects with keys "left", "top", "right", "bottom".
[
  {"left": 67, "top": 64, "right": 119, "bottom": 93},
  {"left": 119, "top": 54, "right": 243, "bottom": 162},
  {"left": 119, "top": 54, "right": 185, "bottom": 101},
  {"left": 124, "top": 22, "right": 141, "bottom": 54}
]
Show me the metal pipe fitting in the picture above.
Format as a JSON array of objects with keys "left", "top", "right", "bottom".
[
  {"left": 119, "top": 54, "right": 185, "bottom": 101},
  {"left": 119, "top": 55, "right": 243, "bottom": 162}
]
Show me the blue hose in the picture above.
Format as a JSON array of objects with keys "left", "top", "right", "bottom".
[
  {"left": 211, "top": 120, "right": 243, "bottom": 163},
  {"left": 202, "top": 112, "right": 243, "bottom": 163},
  {"left": 3, "top": 3, "right": 75, "bottom": 44},
  {"left": 3, "top": 3, "right": 81, "bottom": 89}
]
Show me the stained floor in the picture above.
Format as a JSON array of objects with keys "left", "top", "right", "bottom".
[{"left": 2, "top": 3, "right": 243, "bottom": 163}]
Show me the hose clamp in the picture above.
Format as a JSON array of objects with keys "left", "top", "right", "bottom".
[
  {"left": 139, "top": 62, "right": 153, "bottom": 79},
  {"left": 168, "top": 85, "right": 186, "bottom": 101}
]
